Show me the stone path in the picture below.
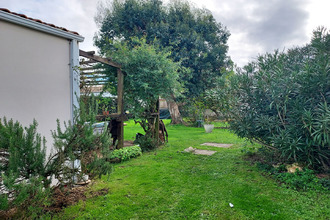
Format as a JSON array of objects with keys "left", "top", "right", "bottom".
[
  {"left": 183, "top": 143, "right": 233, "bottom": 156},
  {"left": 194, "top": 149, "right": 217, "bottom": 155},
  {"left": 200, "top": 143, "right": 233, "bottom": 148}
]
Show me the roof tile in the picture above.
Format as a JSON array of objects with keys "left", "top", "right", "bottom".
[{"left": 0, "top": 8, "right": 80, "bottom": 36}]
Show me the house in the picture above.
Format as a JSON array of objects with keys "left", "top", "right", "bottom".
[{"left": 0, "top": 8, "right": 84, "bottom": 156}]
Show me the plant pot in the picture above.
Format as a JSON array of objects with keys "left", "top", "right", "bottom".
[
  {"left": 103, "top": 110, "right": 109, "bottom": 116},
  {"left": 204, "top": 124, "right": 214, "bottom": 133}
]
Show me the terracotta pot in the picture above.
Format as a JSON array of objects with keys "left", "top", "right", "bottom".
[{"left": 103, "top": 111, "right": 109, "bottom": 116}]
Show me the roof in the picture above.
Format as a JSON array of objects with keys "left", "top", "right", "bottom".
[{"left": 0, "top": 8, "right": 84, "bottom": 42}]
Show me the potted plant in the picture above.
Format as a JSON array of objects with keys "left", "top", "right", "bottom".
[
  {"left": 203, "top": 114, "right": 214, "bottom": 133},
  {"left": 102, "top": 109, "right": 109, "bottom": 116}
]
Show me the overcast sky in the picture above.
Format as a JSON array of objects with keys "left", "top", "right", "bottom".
[{"left": 1, "top": 0, "right": 329, "bottom": 67}]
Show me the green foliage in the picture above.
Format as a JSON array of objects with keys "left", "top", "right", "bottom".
[
  {"left": 106, "top": 37, "right": 183, "bottom": 139},
  {"left": 240, "top": 141, "right": 259, "bottom": 156},
  {"left": 109, "top": 37, "right": 182, "bottom": 115},
  {"left": 256, "top": 162, "right": 327, "bottom": 191},
  {"left": 0, "top": 118, "right": 46, "bottom": 178},
  {"left": 133, "top": 134, "right": 159, "bottom": 152},
  {"left": 0, "top": 118, "right": 49, "bottom": 213},
  {"left": 95, "top": 0, "right": 231, "bottom": 98},
  {"left": 203, "top": 70, "right": 240, "bottom": 120},
  {"left": 0, "top": 98, "right": 114, "bottom": 215},
  {"left": 48, "top": 98, "right": 112, "bottom": 186},
  {"left": 181, "top": 98, "right": 205, "bottom": 126},
  {"left": 0, "top": 193, "right": 8, "bottom": 210},
  {"left": 182, "top": 70, "right": 239, "bottom": 126},
  {"left": 0, "top": 118, "right": 21, "bottom": 151},
  {"left": 110, "top": 146, "right": 142, "bottom": 162},
  {"left": 96, "top": 96, "right": 117, "bottom": 115},
  {"left": 277, "top": 169, "right": 324, "bottom": 191},
  {"left": 87, "top": 154, "right": 113, "bottom": 179},
  {"left": 319, "top": 177, "right": 330, "bottom": 190},
  {"left": 230, "top": 28, "right": 330, "bottom": 171}
]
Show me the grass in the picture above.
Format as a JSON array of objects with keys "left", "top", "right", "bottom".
[{"left": 53, "top": 120, "right": 329, "bottom": 219}]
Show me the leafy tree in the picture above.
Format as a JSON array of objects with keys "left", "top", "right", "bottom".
[
  {"left": 230, "top": 28, "right": 330, "bottom": 171},
  {"left": 94, "top": 0, "right": 231, "bottom": 123},
  {"left": 106, "top": 37, "right": 183, "bottom": 146},
  {"left": 203, "top": 70, "right": 239, "bottom": 120}
]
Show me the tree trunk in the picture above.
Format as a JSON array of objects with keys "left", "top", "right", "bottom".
[{"left": 167, "top": 95, "right": 184, "bottom": 124}]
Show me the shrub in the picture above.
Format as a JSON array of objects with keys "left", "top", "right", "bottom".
[
  {"left": 134, "top": 134, "right": 158, "bottom": 152},
  {"left": 0, "top": 98, "right": 113, "bottom": 215},
  {"left": 47, "top": 99, "right": 113, "bottom": 185},
  {"left": 319, "top": 177, "right": 330, "bottom": 190},
  {"left": 256, "top": 162, "right": 326, "bottom": 191},
  {"left": 230, "top": 28, "right": 330, "bottom": 171},
  {"left": 109, "top": 146, "right": 142, "bottom": 162},
  {"left": 180, "top": 98, "right": 205, "bottom": 126},
  {"left": 0, "top": 118, "right": 50, "bottom": 214},
  {"left": 276, "top": 169, "right": 324, "bottom": 191}
]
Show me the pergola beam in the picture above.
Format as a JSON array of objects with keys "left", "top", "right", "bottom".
[
  {"left": 79, "top": 60, "right": 96, "bottom": 65},
  {"left": 80, "top": 66, "right": 101, "bottom": 71},
  {"left": 81, "top": 75, "right": 107, "bottom": 79},
  {"left": 79, "top": 50, "right": 121, "bottom": 68}
]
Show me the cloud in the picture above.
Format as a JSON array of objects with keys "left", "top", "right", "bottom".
[
  {"left": 0, "top": 0, "right": 99, "bottom": 51},
  {"left": 246, "top": 0, "right": 309, "bottom": 51},
  {"left": 0, "top": 0, "right": 322, "bottom": 67},
  {"left": 208, "top": 0, "right": 309, "bottom": 66}
]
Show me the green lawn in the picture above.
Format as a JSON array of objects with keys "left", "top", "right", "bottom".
[{"left": 55, "top": 120, "right": 329, "bottom": 219}]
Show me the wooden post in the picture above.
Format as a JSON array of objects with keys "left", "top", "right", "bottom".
[
  {"left": 154, "top": 99, "right": 160, "bottom": 146},
  {"left": 79, "top": 50, "right": 125, "bottom": 149},
  {"left": 117, "top": 68, "right": 124, "bottom": 149}
]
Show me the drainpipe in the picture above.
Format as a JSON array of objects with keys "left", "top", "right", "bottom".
[{"left": 69, "top": 39, "right": 80, "bottom": 121}]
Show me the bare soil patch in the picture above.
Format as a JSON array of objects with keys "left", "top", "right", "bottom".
[
  {"left": 124, "top": 140, "right": 135, "bottom": 147},
  {"left": 46, "top": 185, "right": 109, "bottom": 213},
  {"left": 0, "top": 183, "right": 109, "bottom": 218}
]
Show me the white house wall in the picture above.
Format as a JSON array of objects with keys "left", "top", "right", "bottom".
[{"left": 0, "top": 20, "right": 71, "bottom": 156}]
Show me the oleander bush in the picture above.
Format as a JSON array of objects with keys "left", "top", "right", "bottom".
[{"left": 230, "top": 27, "right": 330, "bottom": 171}]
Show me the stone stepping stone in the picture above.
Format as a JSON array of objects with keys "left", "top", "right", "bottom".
[
  {"left": 193, "top": 149, "right": 217, "bottom": 156},
  {"left": 200, "top": 143, "right": 233, "bottom": 148},
  {"left": 183, "top": 147, "right": 217, "bottom": 156}
]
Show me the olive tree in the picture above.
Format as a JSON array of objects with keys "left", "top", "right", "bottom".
[
  {"left": 94, "top": 0, "right": 231, "bottom": 124},
  {"left": 105, "top": 37, "right": 184, "bottom": 149}
]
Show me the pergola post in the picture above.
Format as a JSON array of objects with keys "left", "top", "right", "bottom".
[
  {"left": 79, "top": 50, "right": 124, "bottom": 149},
  {"left": 117, "top": 68, "right": 124, "bottom": 149},
  {"left": 154, "top": 99, "right": 160, "bottom": 146}
]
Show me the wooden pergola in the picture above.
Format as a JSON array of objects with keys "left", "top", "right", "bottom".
[{"left": 79, "top": 50, "right": 125, "bottom": 148}]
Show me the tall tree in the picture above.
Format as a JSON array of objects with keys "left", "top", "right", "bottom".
[
  {"left": 95, "top": 0, "right": 231, "bottom": 123},
  {"left": 106, "top": 37, "right": 183, "bottom": 145}
]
